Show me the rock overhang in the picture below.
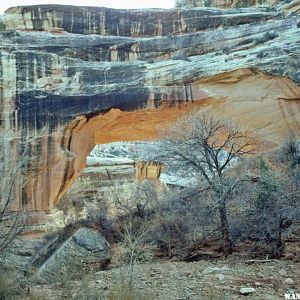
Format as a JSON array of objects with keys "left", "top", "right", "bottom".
[{"left": 0, "top": 3, "right": 299, "bottom": 211}]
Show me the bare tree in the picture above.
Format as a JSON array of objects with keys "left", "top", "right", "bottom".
[
  {"left": 105, "top": 178, "right": 156, "bottom": 291},
  {"left": 276, "top": 136, "right": 300, "bottom": 188},
  {"left": 106, "top": 174, "right": 160, "bottom": 219},
  {"left": 122, "top": 220, "right": 149, "bottom": 291},
  {"left": 0, "top": 128, "right": 41, "bottom": 255},
  {"left": 160, "top": 109, "right": 256, "bottom": 255},
  {"left": 246, "top": 139, "right": 300, "bottom": 258}
]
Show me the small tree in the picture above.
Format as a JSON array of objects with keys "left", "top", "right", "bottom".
[
  {"left": 277, "top": 136, "right": 300, "bottom": 188},
  {"left": 248, "top": 138, "right": 300, "bottom": 258},
  {"left": 0, "top": 128, "right": 41, "bottom": 256},
  {"left": 160, "top": 109, "right": 256, "bottom": 255},
  {"left": 254, "top": 160, "right": 292, "bottom": 257},
  {"left": 122, "top": 220, "right": 149, "bottom": 291},
  {"left": 106, "top": 179, "right": 158, "bottom": 290}
]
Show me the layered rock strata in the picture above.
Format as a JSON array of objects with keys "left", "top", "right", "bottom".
[
  {"left": 0, "top": 4, "right": 299, "bottom": 211},
  {"left": 175, "top": 0, "right": 276, "bottom": 8}
]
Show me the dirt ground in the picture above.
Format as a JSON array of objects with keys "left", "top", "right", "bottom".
[{"left": 30, "top": 256, "right": 300, "bottom": 300}]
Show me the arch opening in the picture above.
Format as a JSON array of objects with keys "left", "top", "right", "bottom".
[{"left": 24, "top": 68, "right": 300, "bottom": 213}]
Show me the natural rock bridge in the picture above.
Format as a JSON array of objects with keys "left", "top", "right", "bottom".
[{"left": 0, "top": 3, "right": 299, "bottom": 211}]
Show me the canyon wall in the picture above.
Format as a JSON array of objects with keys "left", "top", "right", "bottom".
[
  {"left": 175, "top": 0, "right": 276, "bottom": 8},
  {"left": 4, "top": 5, "right": 274, "bottom": 35},
  {"left": 0, "top": 3, "right": 299, "bottom": 210}
]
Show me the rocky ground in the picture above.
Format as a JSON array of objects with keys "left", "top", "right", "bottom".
[{"left": 29, "top": 257, "right": 300, "bottom": 299}]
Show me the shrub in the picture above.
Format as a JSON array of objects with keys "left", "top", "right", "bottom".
[
  {"left": 107, "top": 285, "right": 154, "bottom": 300},
  {"left": 0, "top": 265, "right": 27, "bottom": 299},
  {"left": 256, "top": 50, "right": 267, "bottom": 58},
  {"left": 222, "top": 46, "right": 230, "bottom": 55},
  {"left": 229, "top": 158, "right": 299, "bottom": 258},
  {"left": 0, "top": 20, "right": 6, "bottom": 33},
  {"left": 204, "top": 0, "right": 213, "bottom": 6},
  {"left": 147, "top": 188, "right": 219, "bottom": 259}
]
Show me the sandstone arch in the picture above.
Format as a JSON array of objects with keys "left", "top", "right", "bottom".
[
  {"left": 1, "top": 4, "right": 299, "bottom": 212},
  {"left": 22, "top": 68, "right": 300, "bottom": 212}
]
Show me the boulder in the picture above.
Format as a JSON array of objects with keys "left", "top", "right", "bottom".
[
  {"left": 284, "top": 278, "right": 295, "bottom": 285},
  {"left": 278, "top": 269, "right": 287, "bottom": 276},
  {"left": 240, "top": 287, "right": 256, "bottom": 295},
  {"left": 35, "top": 228, "right": 110, "bottom": 284},
  {"left": 216, "top": 273, "right": 226, "bottom": 282}
]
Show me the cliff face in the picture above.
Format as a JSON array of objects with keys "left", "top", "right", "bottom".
[
  {"left": 0, "top": 4, "right": 299, "bottom": 211},
  {"left": 4, "top": 5, "right": 274, "bottom": 36},
  {"left": 175, "top": 0, "right": 276, "bottom": 8}
]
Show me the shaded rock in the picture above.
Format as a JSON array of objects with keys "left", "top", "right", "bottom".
[
  {"left": 257, "top": 272, "right": 265, "bottom": 278},
  {"left": 216, "top": 273, "right": 226, "bottom": 282},
  {"left": 283, "top": 253, "right": 296, "bottom": 260},
  {"left": 240, "top": 287, "right": 256, "bottom": 295},
  {"left": 278, "top": 269, "right": 287, "bottom": 276},
  {"left": 176, "top": 0, "right": 262, "bottom": 8},
  {"left": 0, "top": 238, "right": 44, "bottom": 272},
  {"left": 285, "top": 278, "right": 295, "bottom": 285},
  {"left": 34, "top": 228, "right": 110, "bottom": 284},
  {"left": 203, "top": 266, "right": 232, "bottom": 274},
  {"left": 3, "top": 5, "right": 275, "bottom": 36}
]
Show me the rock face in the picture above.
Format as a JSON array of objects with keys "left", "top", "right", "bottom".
[
  {"left": 176, "top": 0, "right": 256, "bottom": 8},
  {"left": 0, "top": 4, "right": 299, "bottom": 211},
  {"left": 34, "top": 228, "right": 110, "bottom": 283},
  {"left": 240, "top": 287, "right": 256, "bottom": 295},
  {"left": 3, "top": 5, "right": 274, "bottom": 35}
]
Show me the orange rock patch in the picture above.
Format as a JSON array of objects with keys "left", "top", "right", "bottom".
[{"left": 24, "top": 68, "right": 300, "bottom": 210}]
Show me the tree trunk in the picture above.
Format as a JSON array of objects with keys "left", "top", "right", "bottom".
[{"left": 218, "top": 199, "right": 233, "bottom": 256}]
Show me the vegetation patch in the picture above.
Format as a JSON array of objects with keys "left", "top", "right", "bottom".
[{"left": 0, "top": 20, "right": 6, "bottom": 33}]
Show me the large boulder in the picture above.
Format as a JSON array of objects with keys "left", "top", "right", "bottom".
[{"left": 35, "top": 228, "right": 110, "bottom": 284}]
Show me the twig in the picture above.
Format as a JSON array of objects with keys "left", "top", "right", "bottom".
[{"left": 245, "top": 258, "right": 279, "bottom": 265}]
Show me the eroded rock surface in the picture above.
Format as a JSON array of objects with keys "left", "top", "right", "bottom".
[
  {"left": 34, "top": 228, "right": 110, "bottom": 284},
  {"left": 0, "top": 4, "right": 299, "bottom": 211},
  {"left": 3, "top": 5, "right": 275, "bottom": 36}
]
